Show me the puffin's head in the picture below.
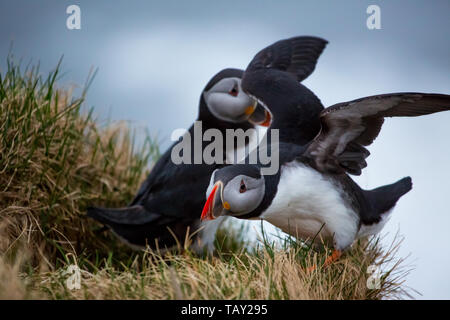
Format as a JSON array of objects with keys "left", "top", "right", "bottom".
[
  {"left": 202, "top": 69, "right": 271, "bottom": 126},
  {"left": 201, "top": 164, "right": 265, "bottom": 221}
]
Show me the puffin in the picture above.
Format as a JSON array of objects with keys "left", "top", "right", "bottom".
[
  {"left": 201, "top": 36, "right": 450, "bottom": 266},
  {"left": 87, "top": 37, "right": 327, "bottom": 254}
]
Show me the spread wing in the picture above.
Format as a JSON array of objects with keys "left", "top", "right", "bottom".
[
  {"left": 305, "top": 93, "right": 450, "bottom": 174},
  {"left": 244, "top": 36, "right": 328, "bottom": 83},
  {"left": 241, "top": 36, "right": 368, "bottom": 172},
  {"left": 241, "top": 36, "right": 329, "bottom": 146}
]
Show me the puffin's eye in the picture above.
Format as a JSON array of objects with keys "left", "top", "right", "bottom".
[
  {"left": 228, "top": 85, "right": 238, "bottom": 97},
  {"left": 239, "top": 179, "right": 247, "bottom": 193}
]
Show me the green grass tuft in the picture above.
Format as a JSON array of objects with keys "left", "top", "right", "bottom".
[{"left": 0, "top": 56, "right": 159, "bottom": 267}]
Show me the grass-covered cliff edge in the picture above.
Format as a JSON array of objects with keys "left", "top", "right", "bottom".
[{"left": 0, "top": 59, "right": 412, "bottom": 299}]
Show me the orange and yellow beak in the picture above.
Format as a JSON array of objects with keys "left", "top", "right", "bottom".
[
  {"left": 245, "top": 105, "right": 256, "bottom": 116},
  {"left": 248, "top": 106, "right": 272, "bottom": 127},
  {"left": 201, "top": 181, "right": 229, "bottom": 221},
  {"left": 259, "top": 110, "right": 271, "bottom": 127}
]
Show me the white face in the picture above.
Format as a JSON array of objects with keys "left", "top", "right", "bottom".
[
  {"left": 204, "top": 168, "right": 265, "bottom": 219},
  {"left": 222, "top": 174, "right": 265, "bottom": 216},
  {"left": 203, "top": 77, "right": 256, "bottom": 123}
]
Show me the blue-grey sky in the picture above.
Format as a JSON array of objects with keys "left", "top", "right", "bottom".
[{"left": 1, "top": 0, "right": 449, "bottom": 299}]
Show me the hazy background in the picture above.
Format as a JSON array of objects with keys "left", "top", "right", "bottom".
[{"left": 0, "top": 0, "right": 449, "bottom": 299}]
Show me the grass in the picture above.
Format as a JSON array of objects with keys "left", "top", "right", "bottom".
[{"left": 0, "top": 57, "right": 412, "bottom": 300}]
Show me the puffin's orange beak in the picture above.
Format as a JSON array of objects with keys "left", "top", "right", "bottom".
[
  {"left": 245, "top": 105, "right": 256, "bottom": 115},
  {"left": 259, "top": 110, "right": 272, "bottom": 127},
  {"left": 248, "top": 106, "right": 272, "bottom": 127},
  {"left": 201, "top": 181, "right": 229, "bottom": 221},
  {"left": 201, "top": 184, "right": 218, "bottom": 221}
]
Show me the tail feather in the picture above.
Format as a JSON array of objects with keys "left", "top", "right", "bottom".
[
  {"left": 86, "top": 206, "right": 191, "bottom": 250},
  {"left": 357, "top": 177, "right": 411, "bottom": 237},
  {"left": 87, "top": 205, "right": 159, "bottom": 226},
  {"left": 366, "top": 176, "right": 413, "bottom": 218}
]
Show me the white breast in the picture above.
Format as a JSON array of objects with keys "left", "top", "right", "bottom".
[{"left": 260, "top": 161, "right": 360, "bottom": 250}]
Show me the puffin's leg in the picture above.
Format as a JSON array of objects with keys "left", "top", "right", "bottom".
[
  {"left": 306, "top": 249, "right": 342, "bottom": 273},
  {"left": 323, "top": 249, "right": 342, "bottom": 268},
  {"left": 306, "top": 264, "right": 317, "bottom": 273}
]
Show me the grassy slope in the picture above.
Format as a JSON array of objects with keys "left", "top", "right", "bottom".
[{"left": 0, "top": 59, "right": 412, "bottom": 300}]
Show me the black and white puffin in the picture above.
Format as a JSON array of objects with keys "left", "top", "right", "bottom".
[
  {"left": 201, "top": 36, "right": 450, "bottom": 265},
  {"left": 87, "top": 37, "right": 326, "bottom": 254}
]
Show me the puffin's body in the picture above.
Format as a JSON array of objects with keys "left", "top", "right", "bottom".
[
  {"left": 208, "top": 141, "right": 411, "bottom": 250},
  {"left": 254, "top": 144, "right": 410, "bottom": 250},
  {"left": 261, "top": 161, "right": 362, "bottom": 249},
  {"left": 202, "top": 36, "right": 450, "bottom": 259}
]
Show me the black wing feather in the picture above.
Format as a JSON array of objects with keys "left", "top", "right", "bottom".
[
  {"left": 241, "top": 36, "right": 328, "bottom": 146},
  {"left": 245, "top": 36, "right": 328, "bottom": 82},
  {"left": 306, "top": 93, "right": 450, "bottom": 174}
]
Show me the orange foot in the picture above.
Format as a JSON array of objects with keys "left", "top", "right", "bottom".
[
  {"left": 306, "top": 265, "right": 317, "bottom": 273},
  {"left": 323, "top": 249, "right": 342, "bottom": 268},
  {"left": 306, "top": 250, "right": 342, "bottom": 273}
]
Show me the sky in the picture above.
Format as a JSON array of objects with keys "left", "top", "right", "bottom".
[{"left": 0, "top": 0, "right": 449, "bottom": 299}]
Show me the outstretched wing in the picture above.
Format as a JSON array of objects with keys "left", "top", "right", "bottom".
[
  {"left": 305, "top": 93, "right": 450, "bottom": 174},
  {"left": 242, "top": 36, "right": 367, "bottom": 171},
  {"left": 241, "top": 36, "right": 328, "bottom": 146},
  {"left": 244, "top": 36, "right": 328, "bottom": 83}
]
